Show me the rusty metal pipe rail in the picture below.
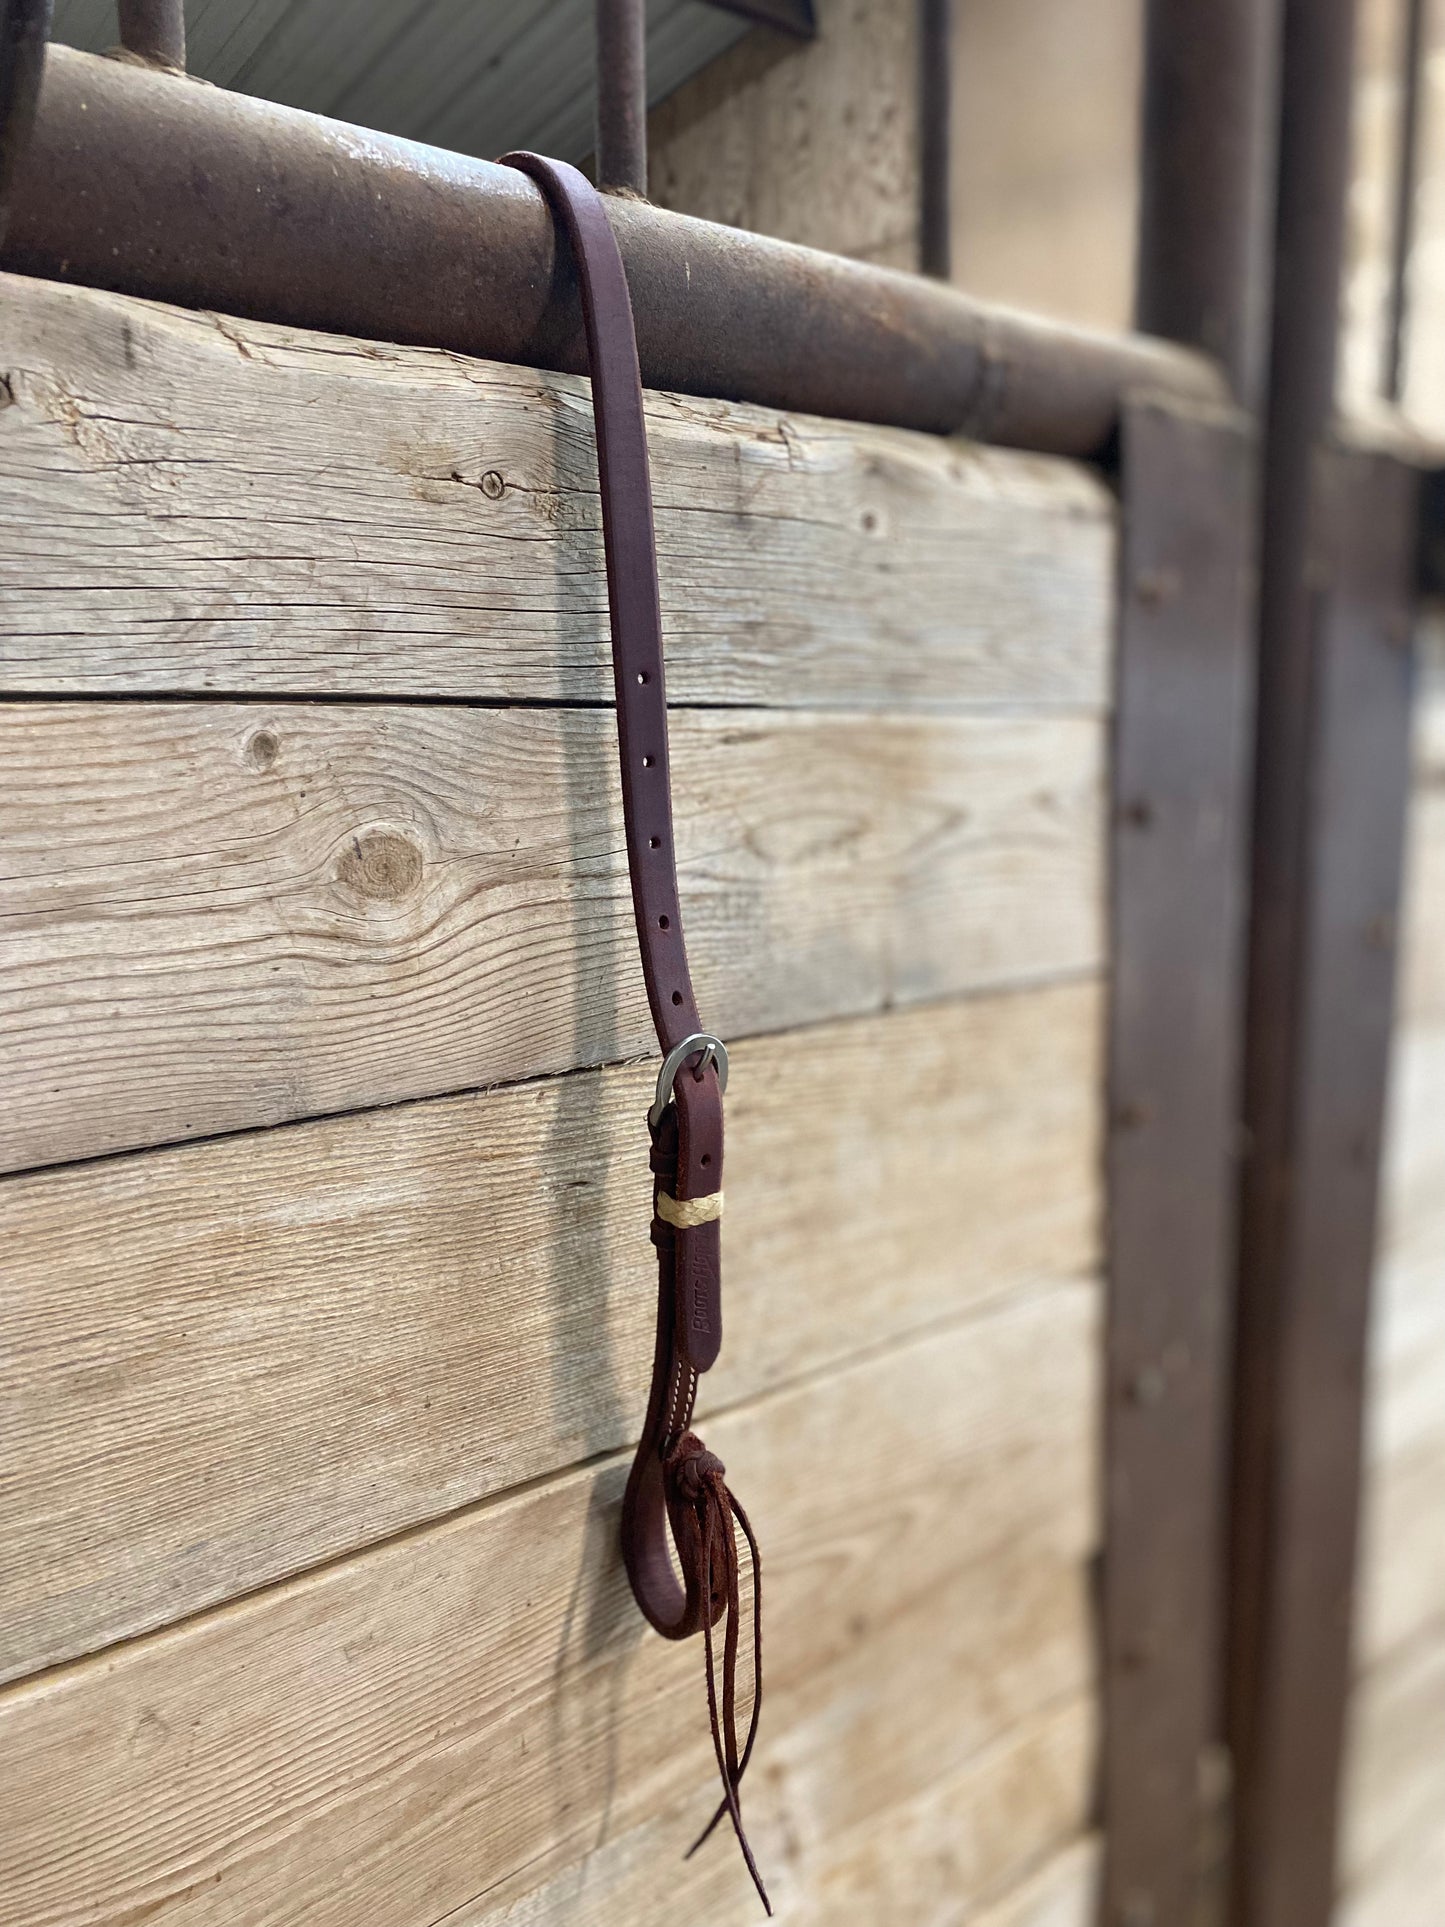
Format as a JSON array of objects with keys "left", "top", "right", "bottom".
[{"left": 0, "top": 46, "right": 1225, "bottom": 458}]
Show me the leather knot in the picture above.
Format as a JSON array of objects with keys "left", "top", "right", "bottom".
[{"left": 670, "top": 1438, "right": 727, "bottom": 1502}]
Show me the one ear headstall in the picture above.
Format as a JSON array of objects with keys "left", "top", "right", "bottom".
[{"left": 500, "top": 153, "right": 769, "bottom": 1914}]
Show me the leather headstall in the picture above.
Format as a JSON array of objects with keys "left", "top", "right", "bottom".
[{"left": 500, "top": 153, "right": 769, "bottom": 1914}]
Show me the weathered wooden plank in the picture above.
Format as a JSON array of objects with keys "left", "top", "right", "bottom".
[
  {"left": 1359, "top": 1408, "right": 1445, "bottom": 1672},
  {"left": 0, "top": 701, "right": 1105, "bottom": 1172},
  {"left": 1, "top": 979, "right": 1102, "bottom": 1681},
  {"left": 1355, "top": 1020, "right": 1445, "bottom": 1671},
  {"left": 0, "top": 273, "right": 1114, "bottom": 705},
  {"left": 1343, "top": 1628, "right": 1445, "bottom": 1899},
  {"left": 0, "top": 1285, "right": 1098, "bottom": 1927},
  {"left": 1376, "top": 1022, "right": 1445, "bottom": 1297},
  {"left": 460, "top": 1695, "right": 1093, "bottom": 1927},
  {"left": 1339, "top": 1831, "right": 1445, "bottom": 1927},
  {"left": 972, "top": 1836, "right": 1100, "bottom": 1927},
  {"left": 1398, "top": 695, "right": 1445, "bottom": 1024},
  {"left": 1341, "top": 656, "right": 1445, "bottom": 1916},
  {"left": 779, "top": 1702, "right": 1094, "bottom": 1927},
  {"left": 1367, "top": 1202, "right": 1445, "bottom": 1477}
]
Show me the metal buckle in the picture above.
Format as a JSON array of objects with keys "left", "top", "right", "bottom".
[{"left": 648, "top": 1032, "right": 728, "bottom": 1128}]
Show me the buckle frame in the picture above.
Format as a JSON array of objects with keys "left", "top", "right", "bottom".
[{"left": 648, "top": 1032, "right": 728, "bottom": 1128}]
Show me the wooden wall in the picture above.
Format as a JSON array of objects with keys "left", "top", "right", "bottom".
[
  {"left": 0, "top": 272, "right": 1114, "bottom": 1924},
  {"left": 1340, "top": 618, "right": 1445, "bottom": 1926},
  {"left": 649, "top": 0, "right": 923, "bottom": 270}
]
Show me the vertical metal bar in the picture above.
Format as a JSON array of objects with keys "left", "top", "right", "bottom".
[
  {"left": 116, "top": 0, "right": 184, "bottom": 70},
  {"left": 1104, "top": 394, "right": 1257, "bottom": 1927},
  {"left": 595, "top": 0, "right": 647, "bottom": 197},
  {"left": 1384, "top": 0, "right": 1426, "bottom": 402},
  {"left": 1135, "top": 0, "right": 1282, "bottom": 408},
  {"left": 919, "top": 0, "right": 952, "bottom": 279},
  {"left": 1106, "top": 5, "right": 1279, "bottom": 1921},
  {"left": 0, "top": 0, "right": 52, "bottom": 249},
  {"left": 1227, "top": 0, "right": 1412, "bottom": 1920},
  {"left": 1232, "top": 442, "right": 1419, "bottom": 1927}
]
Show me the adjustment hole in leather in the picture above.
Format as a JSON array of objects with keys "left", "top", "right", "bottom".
[
  {"left": 701, "top": 1153, "right": 711, "bottom": 1167},
  {"left": 658, "top": 914, "right": 670, "bottom": 930},
  {"left": 671, "top": 991, "right": 684, "bottom": 1006},
  {"left": 643, "top": 754, "right": 655, "bottom": 768},
  {"left": 649, "top": 836, "right": 661, "bottom": 849},
  {"left": 637, "top": 671, "right": 649, "bottom": 684}
]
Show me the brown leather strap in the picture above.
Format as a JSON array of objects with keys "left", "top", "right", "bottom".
[{"left": 501, "top": 153, "right": 767, "bottom": 1914}]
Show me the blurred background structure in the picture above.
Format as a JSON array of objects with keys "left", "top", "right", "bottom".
[{"left": 42, "top": 0, "right": 1445, "bottom": 417}]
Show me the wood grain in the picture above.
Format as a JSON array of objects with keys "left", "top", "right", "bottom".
[
  {"left": 1354, "top": 1020, "right": 1445, "bottom": 1669},
  {"left": 972, "top": 1836, "right": 1100, "bottom": 1927},
  {"left": 1359, "top": 1414, "right": 1445, "bottom": 1676},
  {"left": 0, "top": 700, "right": 1105, "bottom": 1171},
  {"left": 1398, "top": 675, "right": 1445, "bottom": 1024},
  {"left": 1340, "top": 1823, "right": 1445, "bottom": 1927},
  {"left": 779, "top": 1703, "right": 1094, "bottom": 1927},
  {"left": 1, "top": 978, "right": 1102, "bottom": 1681},
  {"left": 0, "top": 273, "right": 1113, "bottom": 705},
  {"left": 1344, "top": 1628, "right": 1445, "bottom": 1898},
  {"left": 1343, "top": 663, "right": 1445, "bottom": 1919},
  {"left": 0, "top": 1283, "right": 1098, "bottom": 1927},
  {"left": 454, "top": 1695, "right": 1094, "bottom": 1927}
]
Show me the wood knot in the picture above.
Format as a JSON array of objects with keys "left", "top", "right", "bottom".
[
  {"left": 338, "top": 829, "right": 424, "bottom": 903},
  {"left": 243, "top": 729, "right": 279, "bottom": 772}
]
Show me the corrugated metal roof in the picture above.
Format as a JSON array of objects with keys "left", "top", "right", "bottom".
[{"left": 49, "top": 0, "right": 752, "bottom": 165}]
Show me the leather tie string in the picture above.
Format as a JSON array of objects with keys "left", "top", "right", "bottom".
[
  {"left": 667, "top": 1435, "right": 767, "bottom": 1906},
  {"left": 500, "top": 151, "right": 769, "bottom": 1913}
]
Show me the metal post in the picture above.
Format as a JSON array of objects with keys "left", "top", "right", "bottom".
[
  {"left": 116, "top": 0, "right": 184, "bottom": 70},
  {"left": 919, "top": 0, "right": 952, "bottom": 279},
  {"left": 595, "top": 0, "right": 647, "bottom": 196},
  {"left": 1233, "top": 440, "right": 1420, "bottom": 1927},
  {"left": 1104, "top": 392, "right": 1257, "bottom": 1927},
  {"left": 1227, "top": 0, "right": 1414, "bottom": 1921},
  {"left": 1102, "top": 4, "right": 1279, "bottom": 1920},
  {"left": 1135, "top": 0, "right": 1281, "bottom": 408},
  {"left": 0, "top": 0, "right": 51, "bottom": 249},
  {"left": 1384, "top": 0, "right": 1426, "bottom": 402}
]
